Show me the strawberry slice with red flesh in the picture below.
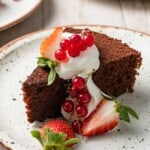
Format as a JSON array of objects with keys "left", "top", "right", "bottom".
[
  {"left": 82, "top": 97, "right": 139, "bottom": 136},
  {"left": 40, "top": 27, "right": 63, "bottom": 61},
  {"left": 82, "top": 98, "right": 119, "bottom": 136}
]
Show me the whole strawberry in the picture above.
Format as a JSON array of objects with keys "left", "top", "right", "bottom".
[{"left": 31, "top": 119, "right": 79, "bottom": 150}]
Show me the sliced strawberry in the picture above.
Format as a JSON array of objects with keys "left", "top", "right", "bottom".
[
  {"left": 40, "top": 27, "right": 63, "bottom": 60},
  {"left": 82, "top": 98, "right": 119, "bottom": 136}
]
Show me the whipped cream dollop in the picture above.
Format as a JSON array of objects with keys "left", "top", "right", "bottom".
[
  {"left": 55, "top": 33, "right": 100, "bottom": 79},
  {"left": 86, "top": 76, "right": 103, "bottom": 116},
  {"left": 55, "top": 32, "right": 102, "bottom": 120},
  {"left": 61, "top": 76, "right": 103, "bottom": 121}
]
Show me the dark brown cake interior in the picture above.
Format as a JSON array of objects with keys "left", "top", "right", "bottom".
[{"left": 22, "top": 67, "right": 68, "bottom": 123}]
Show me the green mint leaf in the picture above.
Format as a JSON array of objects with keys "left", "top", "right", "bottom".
[
  {"left": 38, "top": 57, "right": 50, "bottom": 62},
  {"left": 37, "top": 57, "right": 58, "bottom": 85},
  {"left": 48, "top": 67, "right": 56, "bottom": 85},
  {"left": 53, "top": 61, "right": 58, "bottom": 67},
  {"left": 64, "top": 138, "right": 79, "bottom": 146},
  {"left": 124, "top": 106, "right": 139, "bottom": 120},
  {"left": 37, "top": 57, "right": 49, "bottom": 67},
  {"left": 31, "top": 130, "right": 43, "bottom": 145},
  {"left": 38, "top": 63, "right": 48, "bottom": 67},
  {"left": 47, "top": 60, "right": 58, "bottom": 68},
  {"left": 47, "top": 60, "right": 53, "bottom": 68}
]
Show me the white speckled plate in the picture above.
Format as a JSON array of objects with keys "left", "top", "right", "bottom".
[
  {"left": 0, "top": 25, "right": 150, "bottom": 150},
  {"left": 0, "top": 0, "right": 42, "bottom": 31}
]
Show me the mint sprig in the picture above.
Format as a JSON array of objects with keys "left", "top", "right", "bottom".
[
  {"left": 31, "top": 128, "right": 79, "bottom": 150},
  {"left": 37, "top": 57, "right": 58, "bottom": 85}
]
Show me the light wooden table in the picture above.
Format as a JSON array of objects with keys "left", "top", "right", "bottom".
[{"left": 0, "top": 0, "right": 150, "bottom": 47}]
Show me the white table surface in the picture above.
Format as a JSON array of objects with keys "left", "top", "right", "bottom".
[{"left": 0, "top": 0, "right": 150, "bottom": 47}]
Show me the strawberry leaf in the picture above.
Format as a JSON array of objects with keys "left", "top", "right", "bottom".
[
  {"left": 100, "top": 92, "right": 139, "bottom": 123},
  {"left": 115, "top": 101, "right": 139, "bottom": 123},
  {"left": 123, "top": 106, "right": 139, "bottom": 120},
  {"left": 64, "top": 138, "right": 79, "bottom": 146},
  {"left": 31, "top": 128, "right": 79, "bottom": 150},
  {"left": 44, "top": 145, "right": 53, "bottom": 150},
  {"left": 31, "top": 130, "right": 43, "bottom": 145},
  {"left": 119, "top": 105, "right": 130, "bottom": 123}
]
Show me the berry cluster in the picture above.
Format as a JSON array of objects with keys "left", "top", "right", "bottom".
[
  {"left": 62, "top": 76, "right": 91, "bottom": 133},
  {"left": 55, "top": 33, "right": 95, "bottom": 62}
]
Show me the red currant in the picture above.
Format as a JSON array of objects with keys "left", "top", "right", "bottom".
[
  {"left": 72, "top": 76, "right": 85, "bottom": 90},
  {"left": 55, "top": 49, "right": 67, "bottom": 61},
  {"left": 70, "top": 34, "right": 82, "bottom": 44},
  {"left": 62, "top": 100, "right": 74, "bottom": 113},
  {"left": 84, "top": 34, "right": 94, "bottom": 47},
  {"left": 60, "top": 39, "right": 71, "bottom": 50},
  {"left": 76, "top": 104, "right": 88, "bottom": 117},
  {"left": 77, "top": 91, "right": 91, "bottom": 104},
  {"left": 71, "top": 120, "right": 83, "bottom": 133},
  {"left": 69, "top": 85, "right": 79, "bottom": 97},
  {"left": 79, "top": 39, "right": 88, "bottom": 51},
  {"left": 68, "top": 45, "right": 80, "bottom": 57}
]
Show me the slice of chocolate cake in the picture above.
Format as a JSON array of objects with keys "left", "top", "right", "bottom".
[
  {"left": 22, "top": 27, "right": 142, "bottom": 123},
  {"left": 93, "top": 32, "right": 141, "bottom": 96},
  {"left": 22, "top": 67, "right": 68, "bottom": 123}
]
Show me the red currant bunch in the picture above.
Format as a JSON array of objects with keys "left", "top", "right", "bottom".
[
  {"left": 62, "top": 76, "right": 92, "bottom": 133},
  {"left": 55, "top": 31, "right": 95, "bottom": 62}
]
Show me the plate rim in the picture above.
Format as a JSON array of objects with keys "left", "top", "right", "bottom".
[
  {"left": 1, "top": 24, "right": 150, "bottom": 52},
  {"left": 0, "top": 24, "right": 149, "bottom": 150},
  {"left": 0, "top": 0, "right": 42, "bottom": 31}
]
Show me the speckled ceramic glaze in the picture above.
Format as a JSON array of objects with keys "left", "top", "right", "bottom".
[
  {"left": 0, "top": 0, "right": 42, "bottom": 31},
  {"left": 0, "top": 25, "right": 150, "bottom": 150}
]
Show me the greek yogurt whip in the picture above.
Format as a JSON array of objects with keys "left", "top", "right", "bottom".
[{"left": 55, "top": 32, "right": 103, "bottom": 121}]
